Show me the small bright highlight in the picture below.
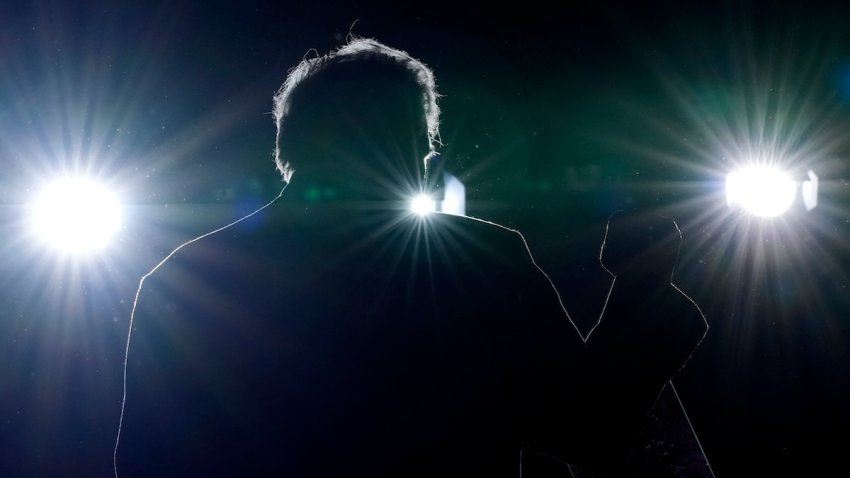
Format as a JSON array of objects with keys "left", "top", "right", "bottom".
[
  {"left": 32, "top": 177, "right": 122, "bottom": 253},
  {"left": 410, "top": 194, "right": 436, "bottom": 216},
  {"left": 726, "top": 166, "right": 797, "bottom": 217}
]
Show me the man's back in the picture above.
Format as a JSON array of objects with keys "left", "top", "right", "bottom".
[{"left": 121, "top": 208, "right": 581, "bottom": 477}]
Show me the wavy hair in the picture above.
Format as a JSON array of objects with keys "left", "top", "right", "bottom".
[{"left": 272, "top": 38, "right": 441, "bottom": 183}]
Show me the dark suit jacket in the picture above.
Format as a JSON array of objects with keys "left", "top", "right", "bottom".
[
  {"left": 581, "top": 276, "right": 708, "bottom": 473},
  {"left": 121, "top": 208, "right": 584, "bottom": 477}
]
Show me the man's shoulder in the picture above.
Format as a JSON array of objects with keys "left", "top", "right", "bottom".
[
  {"left": 428, "top": 212, "right": 520, "bottom": 234},
  {"left": 424, "top": 213, "right": 531, "bottom": 255},
  {"left": 138, "top": 225, "right": 285, "bottom": 308}
]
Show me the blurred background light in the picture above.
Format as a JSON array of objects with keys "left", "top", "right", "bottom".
[
  {"left": 726, "top": 166, "right": 798, "bottom": 217},
  {"left": 801, "top": 170, "right": 819, "bottom": 211},
  {"left": 439, "top": 172, "right": 466, "bottom": 216},
  {"left": 31, "top": 177, "right": 122, "bottom": 254},
  {"left": 410, "top": 194, "right": 436, "bottom": 215}
]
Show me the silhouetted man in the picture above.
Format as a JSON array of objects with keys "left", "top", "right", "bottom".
[
  {"left": 120, "top": 39, "right": 586, "bottom": 477},
  {"left": 581, "top": 211, "right": 708, "bottom": 475}
]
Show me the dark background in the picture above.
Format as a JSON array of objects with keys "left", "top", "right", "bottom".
[{"left": 1, "top": 0, "right": 849, "bottom": 475}]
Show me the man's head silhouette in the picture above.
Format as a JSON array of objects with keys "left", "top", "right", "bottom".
[
  {"left": 600, "top": 211, "right": 682, "bottom": 283},
  {"left": 272, "top": 38, "right": 441, "bottom": 206}
]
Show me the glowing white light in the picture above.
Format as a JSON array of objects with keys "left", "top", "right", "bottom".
[
  {"left": 801, "top": 170, "right": 818, "bottom": 211},
  {"left": 726, "top": 166, "right": 797, "bottom": 217},
  {"left": 410, "top": 194, "right": 436, "bottom": 216},
  {"left": 440, "top": 172, "right": 466, "bottom": 216},
  {"left": 32, "top": 177, "right": 122, "bottom": 253}
]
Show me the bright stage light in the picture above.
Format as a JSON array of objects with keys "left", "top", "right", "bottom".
[
  {"left": 32, "top": 177, "right": 122, "bottom": 254},
  {"left": 726, "top": 166, "right": 797, "bottom": 217},
  {"left": 440, "top": 172, "right": 466, "bottom": 216},
  {"left": 801, "top": 170, "right": 818, "bottom": 211},
  {"left": 410, "top": 194, "right": 436, "bottom": 216}
]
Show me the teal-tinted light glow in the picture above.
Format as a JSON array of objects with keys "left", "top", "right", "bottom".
[
  {"left": 32, "top": 177, "right": 122, "bottom": 253},
  {"left": 726, "top": 166, "right": 796, "bottom": 217},
  {"left": 410, "top": 194, "right": 436, "bottom": 215}
]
